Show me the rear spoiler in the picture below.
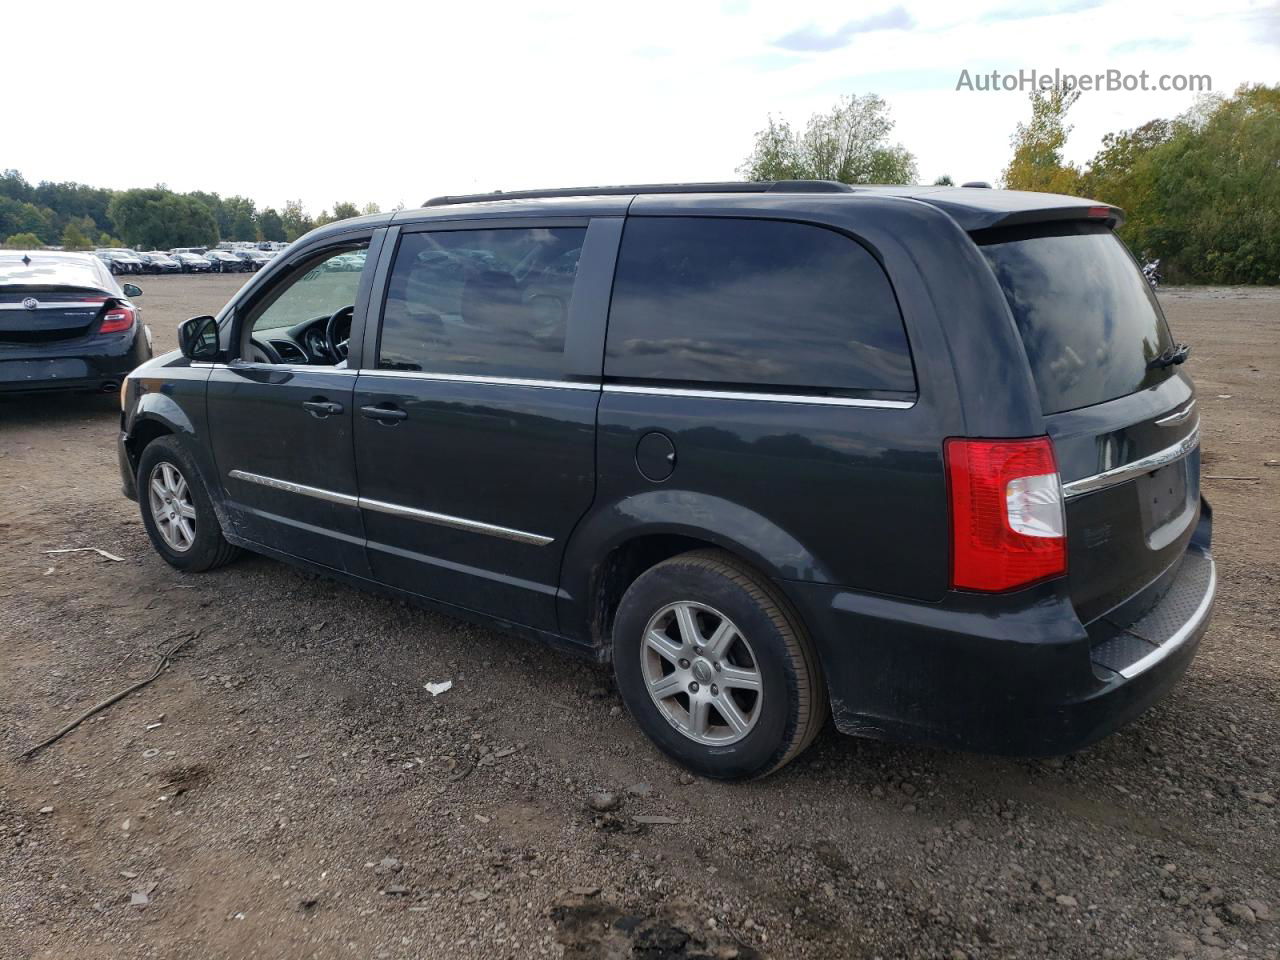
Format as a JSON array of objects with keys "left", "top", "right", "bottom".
[{"left": 917, "top": 190, "right": 1124, "bottom": 231}]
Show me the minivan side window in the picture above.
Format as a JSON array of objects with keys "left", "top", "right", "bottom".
[
  {"left": 377, "top": 227, "right": 587, "bottom": 379},
  {"left": 248, "top": 247, "right": 368, "bottom": 342},
  {"left": 604, "top": 217, "right": 915, "bottom": 395}
]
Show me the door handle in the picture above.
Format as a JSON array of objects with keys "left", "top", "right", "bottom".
[
  {"left": 360, "top": 404, "right": 408, "bottom": 423},
  {"left": 302, "top": 400, "right": 344, "bottom": 417}
]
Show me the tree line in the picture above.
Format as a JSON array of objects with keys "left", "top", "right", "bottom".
[
  {"left": 740, "top": 83, "right": 1278, "bottom": 285},
  {"left": 7, "top": 82, "right": 1277, "bottom": 283},
  {"left": 1000, "top": 84, "right": 1279, "bottom": 285},
  {"left": 0, "top": 170, "right": 382, "bottom": 252}
]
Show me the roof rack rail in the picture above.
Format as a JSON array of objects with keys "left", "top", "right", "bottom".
[{"left": 422, "top": 180, "right": 854, "bottom": 207}]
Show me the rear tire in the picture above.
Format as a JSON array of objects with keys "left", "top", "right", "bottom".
[
  {"left": 137, "top": 436, "right": 239, "bottom": 572},
  {"left": 613, "top": 549, "right": 827, "bottom": 780}
]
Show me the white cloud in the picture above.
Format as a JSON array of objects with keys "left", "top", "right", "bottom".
[{"left": 3, "top": 0, "right": 1273, "bottom": 211}]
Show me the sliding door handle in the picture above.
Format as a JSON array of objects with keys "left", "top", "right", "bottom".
[
  {"left": 302, "top": 400, "right": 344, "bottom": 417},
  {"left": 360, "top": 404, "right": 408, "bottom": 423}
]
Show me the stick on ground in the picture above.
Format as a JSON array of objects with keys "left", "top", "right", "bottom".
[{"left": 19, "top": 630, "right": 200, "bottom": 761}]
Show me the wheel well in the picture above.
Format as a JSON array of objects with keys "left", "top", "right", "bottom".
[
  {"left": 126, "top": 419, "right": 174, "bottom": 472},
  {"left": 591, "top": 534, "right": 724, "bottom": 657}
]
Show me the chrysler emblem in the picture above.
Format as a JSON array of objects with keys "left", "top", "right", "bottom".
[{"left": 22, "top": 297, "right": 39, "bottom": 310}]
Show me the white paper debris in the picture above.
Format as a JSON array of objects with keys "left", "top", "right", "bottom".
[{"left": 424, "top": 680, "right": 453, "bottom": 697}]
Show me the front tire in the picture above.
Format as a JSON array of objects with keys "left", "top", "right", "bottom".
[
  {"left": 137, "top": 436, "right": 239, "bottom": 572},
  {"left": 613, "top": 550, "right": 827, "bottom": 780}
]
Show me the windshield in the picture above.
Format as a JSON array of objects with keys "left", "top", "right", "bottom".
[{"left": 978, "top": 224, "right": 1176, "bottom": 415}]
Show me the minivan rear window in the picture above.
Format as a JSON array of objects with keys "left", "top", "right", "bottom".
[
  {"left": 977, "top": 223, "right": 1175, "bottom": 415},
  {"left": 605, "top": 217, "right": 915, "bottom": 395}
]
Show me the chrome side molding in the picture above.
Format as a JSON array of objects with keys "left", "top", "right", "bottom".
[
  {"left": 1062, "top": 423, "right": 1200, "bottom": 500},
  {"left": 226, "top": 469, "right": 552, "bottom": 546},
  {"left": 602, "top": 383, "right": 915, "bottom": 409},
  {"left": 359, "top": 497, "right": 553, "bottom": 546},
  {"left": 358, "top": 370, "right": 599, "bottom": 391},
  {"left": 227, "top": 470, "right": 359, "bottom": 506}
]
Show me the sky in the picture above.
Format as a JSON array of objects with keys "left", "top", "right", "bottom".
[{"left": 5, "top": 0, "right": 1277, "bottom": 215}]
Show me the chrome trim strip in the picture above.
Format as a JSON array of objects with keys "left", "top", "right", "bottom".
[
  {"left": 358, "top": 370, "right": 599, "bottom": 391},
  {"left": 0, "top": 300, "right": 106, "bottom": 310},
  {"left": 1063, "top": 424, "right": 1200, "bottom": 500},
  {"left": 602, "top": 384, "right": 916, "bottom": 409},
  {"left": 1117, "top": 553, "right": 1215, "bottom": 679},
  {"left": 1155, "top": 399, "right": 1197, "bottom": 427},
  {"left": 226, "top": 470, "right": 552, "bottom": 546},
  {"left": 230, "top": 362, "right": 358, "bottom": 375},
  {"left": 227, "top": 469, "right": 359, "bottom": 507},
  {"left": 195, "top": 362, "right": 358, "bottom": 375},
  {"left": 359, "top": 497, "right": 553, "bottom": 546}
]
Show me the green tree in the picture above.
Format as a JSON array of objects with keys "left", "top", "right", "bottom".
[
  {"left": 108, "top": 188, "right": 219, "bottom": 249},
  {"left": 1002, "top": 88, "right": 1084, "bottom": 194},
  {"left": 61, "top": 218, "right": 94, "bottom": 250},
  {"left": 0, "top": 198, "right": 56, "bottom": 243},
  {"left": 360, "top": 201, "right": 381, "bottom": 216},
  {"left": 932, "top": 174, "right": 955, "bottom": 186},
  {"left": 34, "top": 180, "right": 115, "bottom": 236},
  {"left": 3, "top": 232, "right": 42, "bottom": 249},
  {"left": 331, "top": 201, "right": 361, "bottom": 221},
  {"left": 0, "top": 169, "right": 34, "bottom": 203},
  {"left": 739, "top": 93, "right": 918, "bottom": 184},
  {"left": 222, "top": 195, "right": 257, "bottom": 240},
  {"left": 280, "top": 200, "right": 314, "bottom": 241},
  {"left": 1073, "top": 84, "right": 1280, "bottom": 283},
  {"left": 257, "top": 207, "right": 285, "bottom": 242}
]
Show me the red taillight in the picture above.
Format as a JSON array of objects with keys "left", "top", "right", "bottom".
[
  {"left": 1087, "top": 205, "right": 1112, "bottom": 220},
  {"left": 99, "top": 303, "right": 135, "bottom": 334},
  {"left": 945, "top": 436, "right": 1066, "bottom": 592}
]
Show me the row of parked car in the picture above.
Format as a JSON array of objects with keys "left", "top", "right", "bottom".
[{"left": 94, "top": 245, "right": 282, "bottom": 276}]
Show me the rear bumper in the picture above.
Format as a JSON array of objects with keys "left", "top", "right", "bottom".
[
  {"left": 788, "top": 503, "right": 1215, "bottom": 756},
  {"left": 0, "top": 328, "right": 151, "bottom": 394}
]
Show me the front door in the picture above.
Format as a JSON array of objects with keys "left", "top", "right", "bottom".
[
  {"left": 206, "top": 238, "right": 378, "bottom": 574},
  {"left": 352, "top": 221, "right": 606, "bottom": 630}
]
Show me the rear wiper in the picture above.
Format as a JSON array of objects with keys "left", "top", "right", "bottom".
[{"left": 1148, "top": 342, "right": 1191, "bottom": 369}]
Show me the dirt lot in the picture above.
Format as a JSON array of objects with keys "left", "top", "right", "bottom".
[{"left": 1, "top": 275, "right": 1276, "bottom": 960}]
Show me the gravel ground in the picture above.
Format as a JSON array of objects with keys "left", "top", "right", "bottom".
[{"left": 0, "top": 276, "right": 1276, "bottom": 960}]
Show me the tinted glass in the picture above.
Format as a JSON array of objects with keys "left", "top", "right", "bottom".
[
  {"left": 378, "top": 227, "right": 586, "bottom": 378},
  {"left": 979, "top": 225, "right": 1175, "bottom": 414},
  {"left": 604, "top": 217, "right": 914, "bottom": 394},
  {"left": 250, "top": 246, "right": 368, "bottom": 334}
]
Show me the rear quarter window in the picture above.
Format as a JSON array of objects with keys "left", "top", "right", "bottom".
[
  {"left": 977, "top": 223, "right": 1176, "bottom": 415},
  {"left": 604, "top": 217, "right": 915, "bottom": 395}
]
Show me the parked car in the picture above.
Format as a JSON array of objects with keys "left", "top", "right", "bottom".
[
  {"left": 171, "top": 247, "right": 208, "bottom": 257},
  {"left": 94, "top": 249, "right": 144, "bottom": 275},
  {"left": 116, "top": 181, "right": 1213, "bottom": 781},
  {"left": 137, "top": 252, "right": 183, "bottom": 274},
  {"left": 1, "top": 251, "right": 152, "bottom": 394},
  {"left": 204, "top": 249, "right": 247, "bottom": 273},
  {"left": 233, "top": 249, "right": 272, "bottom": 271},
  {"left": 172, "top": 252, "right": 213, "bottom": 273}
]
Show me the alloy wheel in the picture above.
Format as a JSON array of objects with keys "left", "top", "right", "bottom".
[
  {"left": 148, "top": 461, "right": 196, "bottom": 552},
  {"left": 640, "top": 601, "right": 763, "bottom": 746}
]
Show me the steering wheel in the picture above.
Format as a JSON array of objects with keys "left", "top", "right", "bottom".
[
  {"left": 249, "top": 336, "right": 283, "bottom": 364},
  {"left": 325, "top": 305, "right": 355, "bottom": 363}
]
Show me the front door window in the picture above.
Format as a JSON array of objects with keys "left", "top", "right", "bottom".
[{"left": 243, "top": 246, "right": 368, "bottom": 365}]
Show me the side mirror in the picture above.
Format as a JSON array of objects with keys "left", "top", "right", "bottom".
[
  {"left": 122, "top": 282, "right": 143, "bottom": 298},
  {"left": 178, "top": 315, "right": 220, "bottom": 362}
]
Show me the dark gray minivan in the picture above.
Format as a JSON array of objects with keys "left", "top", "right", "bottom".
[{"left": 117, "top": 181, "right": 1214, "bottom": 780}]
